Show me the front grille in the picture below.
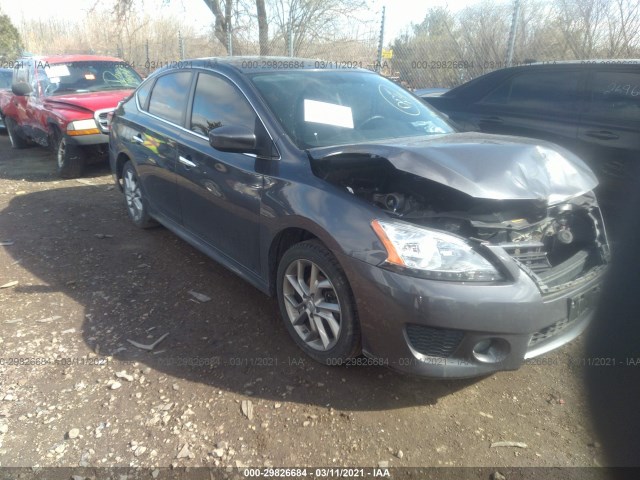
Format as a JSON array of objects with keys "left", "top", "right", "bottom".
[
  {"left": 501, "top": 242, "right": 551, "bottom": 273},
  {"left": 405, "top": 324, "right": 464, "bottom": 358},
  {"left": 528, "top": 317, "right": 577, "bottom": 347},
  {"left": 94, "top": 108, "right": 114, "bottom": 133}
]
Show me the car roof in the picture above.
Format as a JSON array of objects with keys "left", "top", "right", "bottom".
[
  {"left": 526, "top": 59, "right": 640, "bottom": 65},
  {"left": 19, "top": 54, "right": 126, "bottom": 64}
]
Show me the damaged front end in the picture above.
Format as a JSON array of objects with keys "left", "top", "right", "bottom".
[
  {"left": 310, "top": 136, "right": 610, "bottom": 295},
  {"left": 304, "top": 134, "right": 613, "bottom": 375}
]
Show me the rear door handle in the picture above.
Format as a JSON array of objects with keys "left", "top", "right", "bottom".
[
  {"left": 179, "top": 155, "right": 197, "bottom": 168},
  {"left": 131, "top": 134, "right": 144, "bottom": 144},
  {"left": 585, "top": 130, "right": 619, "bottom": 140}
]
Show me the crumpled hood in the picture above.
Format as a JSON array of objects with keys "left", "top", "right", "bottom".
[
  {"left": 309, "top": 132, "right": 598, "bottom": 204},
  {"left": 44, "top": 89, "right": 134, "bottom": 113}
]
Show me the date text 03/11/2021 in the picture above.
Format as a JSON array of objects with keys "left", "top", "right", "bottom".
[{"left": 242, "top": 468, "right": 391, "bottom": 478}]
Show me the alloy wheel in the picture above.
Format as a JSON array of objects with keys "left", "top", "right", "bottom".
[
  {"left": 282, "top": 259, "right": 342, "bottom": 351},
  {"left": 124, "top": 169, "right": 144, "bottom": 222}
]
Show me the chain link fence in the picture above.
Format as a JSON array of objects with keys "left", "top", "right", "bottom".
[
  {"left": 14, "top": 0, "right": 640, "bottom": 84},
  {"left": 388, "top": 0, "right": 640, "bottom": 89}
]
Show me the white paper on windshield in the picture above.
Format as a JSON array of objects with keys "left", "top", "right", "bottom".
[
  {"left": 46, "top": 65, "right": 71, "bottom": 78},
  {"left": 304, "top": 99, "right": 353, "bottom": 129}
]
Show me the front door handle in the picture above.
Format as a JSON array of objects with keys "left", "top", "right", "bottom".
[
  {"left": 131, "top": 134, "right": 144, "bottom": 144},
  {"left": 585, "top": 130, "right": 619, "bottom": 140},
  {"left": 179, "top": 155, "right": 197, "bottom": 168}
]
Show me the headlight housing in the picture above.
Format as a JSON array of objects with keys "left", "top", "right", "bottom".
[
  {"left": 371, "top": 219, "right": 503, "bottom": 281},
  {"left": 67, "top": 119, "right": 100, "bottom": 136}
]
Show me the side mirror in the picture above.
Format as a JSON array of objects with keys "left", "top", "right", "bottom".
[
  {"left": 12, "top": 82, "right": 32, "bottom": 96},
  {"left": 209, "top": 125, "right": 277, "bottom": 159},
  {"left": 209, "top": 125, "right": 257, "bottom": 153}
]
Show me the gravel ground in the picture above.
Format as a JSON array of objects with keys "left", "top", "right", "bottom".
[{"left": 0, "top": 134, "right": 615, "bottom": 475}]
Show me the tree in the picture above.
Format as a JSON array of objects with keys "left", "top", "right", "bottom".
[
  {"left": 391, "top": 7, "right": 465, "bottom": 88},
  {"left": 270, "top": 0, "right": 367, "bottom": 56},
  {"left": 256, "top": 0, "right": 268, "bottom": 55},
  {"left": 0, "top": 11, "right": 22, "bottom": 62},
  {"left": 112, "top": 0, "right": 269, "bottom": 55},
  {"left": 414, "top": 7, "right": 455, "bottom": 37}
]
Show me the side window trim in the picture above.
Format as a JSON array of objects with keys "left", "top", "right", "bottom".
[
  {"left": 476, "top": 72, "right": 518, "bottom": 107},
  {"left": 135, "top": 77, "right": 157, "bottom": 112},
  {"left": 142, "top": 70, "right": 195, "bottom": 128},
  {"left": 184, "top": 69, "right": 280, "bottom": 160},
  {"left": 478, "top": 68, "right": 583, "bottom": 112},
  {"left": 186, "top": 70, "right": 260, "bottom": 139},
  {"left": 136, "top": 67, "right": 280, "bottom": 160}
]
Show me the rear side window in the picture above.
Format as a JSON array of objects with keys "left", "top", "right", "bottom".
[
  {"left": 589, "top": 71, "right": 640, "bottom": 122},
  {"left": 136, "top": 79, "right": 153, "bottom": 110},
  {"left": 148, "top": 71, "right": 192, "bottom": 125},
  {"left": 480, "top": 70, "right": 580, "bottom": 112},
  {"left": 189, "top": 73, "right": 258, "bottom": 136}
]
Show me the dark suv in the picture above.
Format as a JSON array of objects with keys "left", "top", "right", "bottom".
[{"left": 424, "top": 61, "right": 640, "bottom": 221}]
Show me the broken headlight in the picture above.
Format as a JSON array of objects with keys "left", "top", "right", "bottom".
[{"left": 371, "top": 219, "right": 503, "bottom": 281}]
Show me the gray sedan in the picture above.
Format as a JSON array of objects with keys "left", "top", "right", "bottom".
[{"left": 109, "top": 57, "right": 609, "bottom": 378}]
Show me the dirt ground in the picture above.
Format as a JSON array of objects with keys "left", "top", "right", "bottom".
[{"left": 0, "top": 134, "right": 619, "bottom": 477}]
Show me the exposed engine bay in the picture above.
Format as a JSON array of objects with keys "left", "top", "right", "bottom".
[{"left": 312, "top": 154, "right": 610, "bottom": 288}]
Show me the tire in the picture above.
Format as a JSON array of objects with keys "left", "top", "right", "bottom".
[
  {"left": 51, "top": 129, "right": 85, "bottom": 178},
  {"left": 121, "top": 161, "right": 157, "bottom": 229},
  {"left": 277, "top": 240, "right": 361, "bottom": 364},
  {"left": 5, "top": 117, "right": 30, "bottom": 149}
]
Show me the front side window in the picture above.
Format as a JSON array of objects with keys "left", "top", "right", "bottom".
[
  {"left": 480, "top": 70, "right": 580, "bottom": 112},
  {"left": 189, "top": 73, "right": 258, "bottom": 136},
  {"left": 250, "top": 70, "right": 452, "bottom": 149},
  {"left": 589, "top": 71, "right": 640, "bottom": 122},
  {"left": 148, "top": 71, "right": 192, "bottom": 125}
]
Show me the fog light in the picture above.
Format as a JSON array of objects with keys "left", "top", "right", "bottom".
[{"left": 472, "top": 338, "right": 510, "bottom": 363}]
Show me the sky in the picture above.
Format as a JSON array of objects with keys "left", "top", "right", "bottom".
[{"left": 1, "top": 0, "right": 511, "bottom": 43}]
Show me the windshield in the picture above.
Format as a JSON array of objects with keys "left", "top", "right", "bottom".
[
  {"left": 37, "top": 61, "right": 142, "bottom": 96},
  {"left": 249, "top": 70, "right": 453, "bottom": 149}
]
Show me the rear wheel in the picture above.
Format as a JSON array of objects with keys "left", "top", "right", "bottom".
[
  {"left": 122, "top": 161, "right": 156, "bottom": 229},
  {"left": 277, "top": 240, "right": 361, "bottom": 364},
  {"left": 5, "top": 117, "right": 30, "bottom": 149},
  {"left": 51, "top": 129, "right": 85, "bottom": 178}
]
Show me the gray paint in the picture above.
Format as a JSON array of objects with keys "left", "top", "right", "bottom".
[{"left": 310, "top": 132, "right": 598, "bottom": 203}]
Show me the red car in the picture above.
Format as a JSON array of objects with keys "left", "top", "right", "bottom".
[{"left": 0, "top": 55, "right": 141, "bottom": 177}]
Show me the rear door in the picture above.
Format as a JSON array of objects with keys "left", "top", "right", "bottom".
[
  {"left": 176, "top": 71, "right": 265, "bottom": 275},
  {"left": 133, "top": 70, "right": 193, "bottom": 223},
  {"left": 577, "top": 66, "right": 640, "bottom": 203}
]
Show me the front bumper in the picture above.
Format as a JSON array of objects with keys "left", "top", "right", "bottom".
[
  {"left": 339, "top": 253, "right": 605, "bottom": 378},
  {"left": 66, "top": 132, "right": 109, "bottom": 146}
]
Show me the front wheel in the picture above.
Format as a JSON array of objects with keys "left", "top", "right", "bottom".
[
  {"left": 277, "top": 240, "right": 361, "bottom": 364},
  {"left": 122, "top": 161, "right": 157, "bottom": 229},
  {"left": 51, "top": 130, "right": 85, "bottom": 178}
]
